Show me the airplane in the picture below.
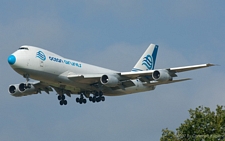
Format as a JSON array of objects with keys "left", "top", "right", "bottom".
[{"left": 8, "top": 44, "right": 214, "bottom": 105}]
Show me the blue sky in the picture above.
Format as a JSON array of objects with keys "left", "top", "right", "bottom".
[{"left": 1, "top": 1, "right": 225, "bottom": 140}]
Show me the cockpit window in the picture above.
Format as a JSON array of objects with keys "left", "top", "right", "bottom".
[{"left": 19, "top": 47, "right": 29, "bottom": 50}]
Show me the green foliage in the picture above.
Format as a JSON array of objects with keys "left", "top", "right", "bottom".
[
  {"left": 160, "top": 128, "right": 178, "bottom": 141},
  {"left": 160, "top": 105, "right": 225, "bottom": 141}
]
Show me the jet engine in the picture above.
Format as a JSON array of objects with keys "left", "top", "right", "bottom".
[
  {"left": 9, "top": 83, "right": 38, "bottom": 97},
  {"left": 100, "top": 75, "right": 120, "bottom": 87},
  {"left": 152, "top": 69, "right": 172, "bottom": 82},
  {"left": 9, "top": 84, "right": 21, "bottom": 96},
  {"left": 18, "top": 83, "right": 38, "bottom": 94}
]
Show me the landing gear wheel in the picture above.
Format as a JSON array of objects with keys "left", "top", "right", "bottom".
[
  {"left": 62, "top": 95, "right": 65, "bottom": 100},
  {"left": 83, "top": 99, "right": 87, "bottom": 104},
  {"left": 58, "top": 96, "right": 61, "bottom": 100},
  {"left": 93, "top": 96, "right": 96, "bottom": 102},
  {"left": 89, "top": 97, "right": 93, "bottom": 101},
  {"left": 63, "top": 100, "right": 67, "bottom": 105},
  {"left": 101, "top": 96, "right": 105, "bottom": 102},
  {"left": 96, "top": 97, "right": 101, "bottom": 102},
  {"left": 76, "top": 97, "right": 80, "bottom": 103},
  {"left": 58, "top": 95, "right": 62, "bottom": 101},
  {"left": 91, "top": 96, "right": 97, "bottom": 103},
  {"left": 60, "top": 100, "right": 64, "bottom": 105}
]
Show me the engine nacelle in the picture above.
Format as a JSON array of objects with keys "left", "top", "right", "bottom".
[
  {"left": 9, "top": 84, "right": 21, "bottom": 97},
  {"left": 152, "top": 69, "right": 172, "bottom": 82},
  {"left": 100, "top": 75, "right": 120, "bottom": 87},
  {"left": 18, "top": 83, "right": 38, "bottom": 94}
]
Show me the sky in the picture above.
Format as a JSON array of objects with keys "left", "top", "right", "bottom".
[{"left": 0, "top": 1, "right": 225, "bottom": 140}]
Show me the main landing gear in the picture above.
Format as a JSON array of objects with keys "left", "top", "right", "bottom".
[
  {"left": 57, "top": 91, "right": 105, "bottom": 105},
  {"left": 89, "top": 92, "right": 105, "bottom": 103},
  {"left": 76, "top": 94, "right": 87, "bottom": 104},
  {"left": 75, "top": 91, "right": 105, "bottom": 104},
  {"left": 58, "top": 95, "right": 67, "bottom": 105}
]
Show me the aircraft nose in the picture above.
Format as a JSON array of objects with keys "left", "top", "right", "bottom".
[{"left": 8, "top": 55, "right": 16, "bottom": 65}]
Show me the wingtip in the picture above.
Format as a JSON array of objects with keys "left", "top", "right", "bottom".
[
  {"left": 207, "top": 63, "right": 218, "bottom": 67},
  {"left": 185, "top": 78, "right": 192, "bottom": 81}
]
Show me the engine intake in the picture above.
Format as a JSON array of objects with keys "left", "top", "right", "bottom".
[
  {"left": 9, "top": 84, "right": 19, "bottom": 94},
  {"left": 152, "top": 70, "right": 172, "bottom": 82},
  {"left": 100, "top": 75, "right": 120, "bottom": 87}
]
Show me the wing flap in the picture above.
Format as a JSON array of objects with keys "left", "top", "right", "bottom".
[
  {"left": 120, "top": 70, "right": 154, "bottom": 79},
  {"left": 146, "top": 78, "right": 191, "bottom": 86},
  {"left": 67, "top": 74, "right": 102, "bottom": 84},
  {"left": 121, "top": 80, "right": 135, "bottom": 87}
]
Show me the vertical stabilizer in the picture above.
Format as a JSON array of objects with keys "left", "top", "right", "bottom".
[{"left": 131, "top": 44, "right": 158, "bottom": 71}]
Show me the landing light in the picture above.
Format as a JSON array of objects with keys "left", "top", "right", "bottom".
[{"left": 8, "top": 55, "right": 16, "bottom": 65}]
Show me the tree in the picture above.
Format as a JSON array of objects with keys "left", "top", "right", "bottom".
[
  {"left": 160, "top": 105, "right": 225, "bottom": 141},
  {"left": 160, "top": 128, "right": 178, "bottom": 141}
]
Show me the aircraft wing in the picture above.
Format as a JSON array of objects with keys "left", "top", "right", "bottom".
[
  {"left": 120, "top": 63, "right": 214, "bottom": 80},
  {"left": 67, "top": 63, "right": 214, "bottom": 90}
]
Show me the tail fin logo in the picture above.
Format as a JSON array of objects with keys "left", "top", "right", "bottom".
[
  {"left": 142, "top": 55, "right": 153, "bottom": 70},
  {"left": 36, "top": 51, "right": 46, "bottom": 61}
]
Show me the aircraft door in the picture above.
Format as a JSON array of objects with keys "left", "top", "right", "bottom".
[{"left": 40, "top": 60, "right": 44, "bottom": 67}]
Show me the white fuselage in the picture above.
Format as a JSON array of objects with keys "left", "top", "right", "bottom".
[{"left": 10, "top": 46, "right": 155, "bottom": 96}]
